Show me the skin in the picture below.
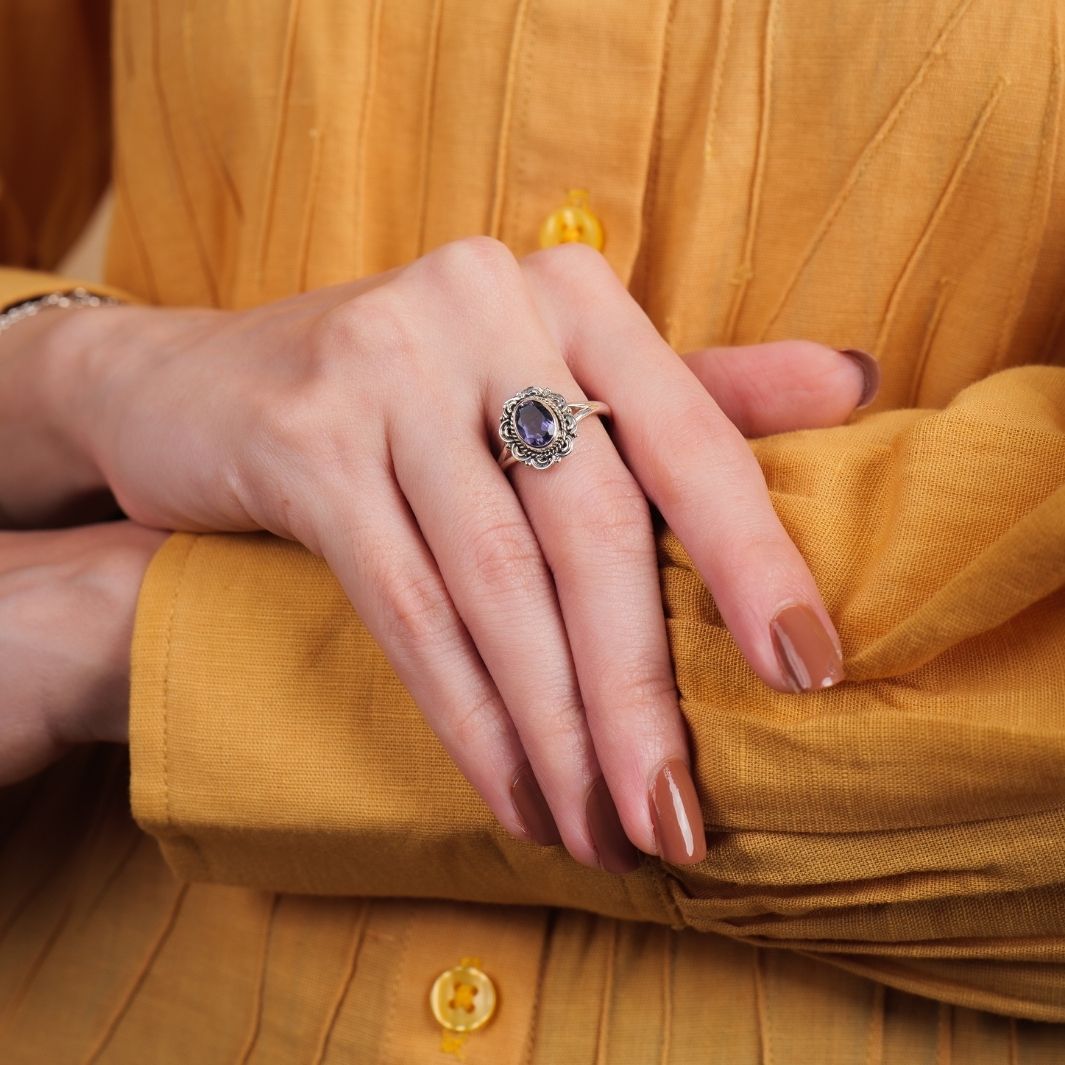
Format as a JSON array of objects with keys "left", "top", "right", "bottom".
[
  {"left": 0, "top": 522, "right": 167, "bottom": 785},
  {"left": 0, "top": 238, "right": 870, "bottom": 869}
]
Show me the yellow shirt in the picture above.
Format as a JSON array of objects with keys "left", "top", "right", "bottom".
[{"left": 2, "top": 0, "right": 1065, "bottom": 1059}]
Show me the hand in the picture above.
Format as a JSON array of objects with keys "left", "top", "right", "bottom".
[
  {"left": 42, "top": 239, "right": 873, "bottom": 871},
  {"left": 0, "top": 521, "right": 168, "bottom": 786}
]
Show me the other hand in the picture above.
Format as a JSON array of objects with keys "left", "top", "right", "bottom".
[{"left": 0, "top": 521, "right": 167, "bottom": 786}]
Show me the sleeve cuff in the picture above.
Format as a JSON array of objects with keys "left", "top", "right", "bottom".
[{"left": 128, "top": 530, "right": 679, "bottom": 925}]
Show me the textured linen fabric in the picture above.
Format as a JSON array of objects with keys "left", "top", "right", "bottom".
[
  {"left": 7, "top": 749, "right": 1065, "bottom": 1065},
  {"left": 2, "top": 0, "right": 1065, "bottom": 1059}
]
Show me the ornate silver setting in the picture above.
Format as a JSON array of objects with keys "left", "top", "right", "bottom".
[
  {"left": 498, "top": 386, "right": 575, "bottom": 470},
  {"left": 497, "top": 385, "right": 608, "bottom": 471}
]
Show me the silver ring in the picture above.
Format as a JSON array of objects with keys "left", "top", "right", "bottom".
[{"left": 496, "top": 385, "right": 611, "bottom": 472}]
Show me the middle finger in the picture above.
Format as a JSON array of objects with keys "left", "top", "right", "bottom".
[{"left": 493, "top": 369, "right": 708, "bottom": 865}]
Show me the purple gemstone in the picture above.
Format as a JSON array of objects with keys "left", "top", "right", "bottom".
[{"left": 515, "top": 399, "right": 556, "bottom": 449}]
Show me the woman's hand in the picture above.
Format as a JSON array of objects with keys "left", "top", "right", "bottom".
[
  {"left": 33, "top": 239, "right": 874, "bottom": 871},
  {"left": 0, "top": 521, "right": 167, "bottom": 786}
]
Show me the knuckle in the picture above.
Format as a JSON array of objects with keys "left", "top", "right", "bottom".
[
  {"left": 578, "top": 639, "right": 677, "bottom": 726},
  {"left": 718, "top": 528, "right": 796, "bottom": 575},
  {"left": 524, "top": 240, "right": 610, "bottom": 292},
  {"left": 588, "top": 666, "right": 679, "bottom": 759},
  {"left": 617, "top": 662, "right": 680, "bottom": 715},
  {"left": 525, "top": 694, "right": 590, "bottom": 753},
  {"left": 586, "top": 478, "right": 652, "bottom": 540},
  {"left": 670, "top": 396, "right": 742, "bottom": 455},
  {"left": 444, "top": 682, "right": 509, "bottom": 753},
  {"left": 554, "top": 478, "right": 653, "bottom": 575},
  {"left": 708, "top": 517, "right": 802, "bottom": 594},
  {"left": 309, "top": 291, "right": 419, "bottom": 373},
  {"left": 421, "top": 235, "right": 520, "bottom": 296},
  {"left": 465, "top": 516, "right": 548, "bottom": 598},
  {"left": 379, "top": 564, "right": 460, "bottom": 652},
  {"left": 274, "top": 293, "right": 423, "bottom": 466},
  {"left": 647, "top": 398, "right": 753, "bottom": 513}
]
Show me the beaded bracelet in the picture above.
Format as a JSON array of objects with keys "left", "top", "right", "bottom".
[{"left": 0, "top": 287, "right": 121, "bottom": 335}]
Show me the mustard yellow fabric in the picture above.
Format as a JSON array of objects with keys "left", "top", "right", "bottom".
[
  {"left": 2, "top": 0, "right": 1065, "bottom": 1059},
  {"left": 0, "top": 1, "right": 111, "bottom": 271}
]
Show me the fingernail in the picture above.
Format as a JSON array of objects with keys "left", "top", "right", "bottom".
[
  {"left": 510, "top": 763, "right": 562, "bottom": 845},
  {"left": 649, "top": 759, "right": 707, "bottom": 865},
  {"left": 770, "top": 603, "right": 846, "bottom": 692},
  {"left": 836, "top": 348, "right": 881, "bottom": 408},
  {"left": 585, "top": 776, "right": 640, "bottom": 875}
]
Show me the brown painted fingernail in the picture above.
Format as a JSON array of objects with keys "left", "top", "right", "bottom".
[
  {"left": 770, "top": 603, "right": 846, "bottom": 692},
  {"left": 837, "top": 348, "right": 881, "bottom": 408},
  {"left": 649, "top": 759, "right": 707, "bottom": 865},
  {"left": 585, "top": 776, "right": 640, "bottom": 874},
  {"left": 510, "top": 763, "right": 562, "bottom": 845}
]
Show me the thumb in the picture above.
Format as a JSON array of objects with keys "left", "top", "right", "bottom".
[{"left": 680, "top": 340, "right": 880, "bottom": 437}]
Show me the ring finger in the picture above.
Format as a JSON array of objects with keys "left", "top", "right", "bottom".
[
  {"left": 390, "top": 405, "right": 637, "bottom": 872},
  {"left": 492, "top": 377, "right": 707, "bottom": 866}
]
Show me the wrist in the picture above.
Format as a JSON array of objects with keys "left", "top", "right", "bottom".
[
  {"left": 40, "top": 302, "right": 142, "bottom": 483},
  {"left": 0, "top": 305, "right": 118, "bottom": 526},
  {"left": 25, "top": 301, "right": 175, "bottom": 525},
  {"left": 46, "top": 302, "right": 225, "bottom": 494}
]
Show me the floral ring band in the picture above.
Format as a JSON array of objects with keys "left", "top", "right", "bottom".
[{"left": 496, "top": 385, "right": 612, "bottom": 472}]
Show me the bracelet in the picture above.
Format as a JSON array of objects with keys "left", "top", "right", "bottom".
[{"left": 0, "top": 287, "right": 121, "bottom": 335}]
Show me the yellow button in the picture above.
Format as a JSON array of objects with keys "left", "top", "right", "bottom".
[
  {"left": 539, "top": 188, "right": 605, "bottom": 250},
  {"left": 429, "top": 964, "right": 498, "bottom": 1033}
]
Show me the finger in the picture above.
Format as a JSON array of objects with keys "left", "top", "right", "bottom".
[
  {"left": 319, "top": 469, "right": 562, "bottom": 849},
  {"left": 371, "top": 236, "right": 638, "bottom": 872},
  {"left": 493, "top": 379, "right": 707, "bottom": 865},
  {"left": 523, "top": 243, "right": 845, "bottom": 696},
  {"left": 389, "top": 413, "right": 632, "bottom": 871},
  {"left": 680, "top": 341, "right": 880, "bottom": 436}
]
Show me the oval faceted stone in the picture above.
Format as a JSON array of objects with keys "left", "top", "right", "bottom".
[{"left": 515, "top": 399, "right": 557, "bottom": 449}]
